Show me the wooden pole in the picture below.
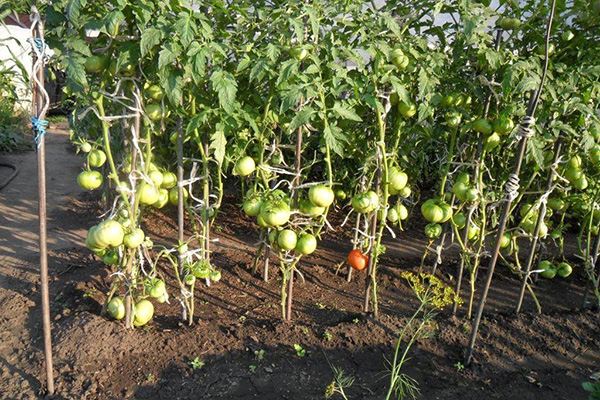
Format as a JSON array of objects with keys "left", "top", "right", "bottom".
[{"left": 32, "top": 14, "right": 55, "bottom": 395}]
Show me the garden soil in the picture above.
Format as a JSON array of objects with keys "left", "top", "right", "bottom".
[{"left": 0, "top": 123, "right": 598, "bottom": 400}]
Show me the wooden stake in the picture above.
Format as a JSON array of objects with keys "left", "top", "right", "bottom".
[{"left": 32, "top": 16, "right": 55, "bottom": 395}]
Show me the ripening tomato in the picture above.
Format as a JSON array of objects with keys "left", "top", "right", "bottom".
[
  {"left": 348, "top": 249, "right": 369, "bottom": 271},
  {"left": 133, "top": 300, "right": 154, "bottom": 327},
  {"left": 78, "top": 170, "right": 103, "bottom": 190},
  {"left": 88, "top": 149, "right": 107, "bottom": 168},
  {"left": 308, "top": 184, "right": 335, "bottom": 208},
  {"left": 235, "top": 156, "right": 256, "bottom": 177}
]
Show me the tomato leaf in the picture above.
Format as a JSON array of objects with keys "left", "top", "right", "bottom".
[
  {"left": 158, "top": 42, "right": 182, "bottom": 71},
  {"left": 210, "top": 70, "right": 238, "bottom": 114},
  {"left": 174, "top": 12, "right": 197, "bottom": 48},
  {"left": 64, "top": 52, "right": 87, "bottom": 88},
  {"left": 332, "top": 102, "right": 362, "bottom": 122},
  {"left": 210, "top": 130, "right": 227, "bottom": 165},
  {"left": 141, "top": 27, "right": 164, "bottom": 57},
  {"left": 289, "top": 108, "right": 315, "bottom": 131},
  {"left": 250, "top": 58, "right": 268, "bottom": 83},
  {"left": 390, "top": 77, "right": 410, "bottom": 104},
  {"left": 324, "top": 124, "right": 346, "bottom": 157}
]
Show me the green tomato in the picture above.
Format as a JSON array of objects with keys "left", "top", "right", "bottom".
[
  {"left": 243, "top": 196, "right": 263, "bottom": 217},
  {"left": 299, "top": 198, "right": 325, "bottom": 217},
  {"left": 87, "top": 149, "right": 107, "bottom": 168},
  {"left": 191, "top": 261, "right": 210, "bottom": 279},
  {"left": 161, "top": 172, "right": 177, "bottom": 189},
  {"left": 538, "top": 260, "right": 556, "bottom": 279},
  {"left": 492, "top": 115, "right": 515, "bottom": 134},
  {"left": 92, "top": 220, "right": 125, "bottom": 248},
  {"left": 210, "top": 270, "right": 222, "bottom": 282},
  {"left": 424, "top": 223, "right": 442, "bottom": 239},
  {"left": 465, "top": 187, "right": 480, "bottom": 202},
  {"left": 561, "top": 30, "right": 574, "bottom": 41},
  {"left": 452, "top": 182, "right": 469, "bottom": 201},
  {"left": 440, "top": 94, "right": 455, "bottom": 108},
  {"left": 573, "top": 175, "right": 589, "bottom": 191},
  {"left": 149, "top": 170, "right": 164, "bottom": 187},
  {"left": 84, "top": 54, "right": 110, "bottom": 73},
  {"left": 107, "top": 297, "right": 125, "bottom": 320},
  {"left": 387, "top": 208, "right": 399, "bottom": 223},
  {"left": 452, "top": 212, "right": 466, "bottom": 229},
  {"left": 484, "top": 132, "right": 501, "bottom": 151},
  {"left": 146, "top": 84, "right": 164, "bottom": 101},
  {"left": 295, "top": 233, "right": 317, "bottom": 255},
  {"left": 146, "top": 278, "right": 166, "bottom": 299},
  {"left": 473, "top": 118, "right": 493, "bottom": 135},
  {"left": 153, "top": 188, "right": 169, "bottom": 209},
  {"left": 352, "top": 193, "right": 371, "bottom": 213},
  {"left": 499, "top": 233, "right": 511, "bottom": 249},
  {"left": 564, "top": 166, "right": 582, "bottom": 183},
  {"left": 467, "top": 224, "right": 480, "bottom": 241},
  {"left": 547, "top": 197, "right": 566, "bottom": 211},
  {"left": 169, "top": 187, "right": 189, "bottom": 206},
  {"left": 277, "top": 229, "right": 298, "bottom": 251},
  {"left": 235, "top": 156, "right": 256, "bottom": 177},
  {"left": 80, "top": 142, "right": 92, "bottom": 153},
  {"left": 398, "top": 186, "right": 411, "bottom": 198},
  {"left": 290, "top": 46, "right": 308, "bottom": 61},
  {"left": 398, "top": 100, "right": 417, "bottom": 118},
  {"left": 123, "top": 228, "right": 145, "bottom": 249},
  {"left": 439, "top": 202, "right": 453, "bottom": 223},
  {"left": 389, "top": 168, "right": 408, "bottom": 191},
  {"left": 567, "top": 155, "right": 582, "bottom": 169},
  {"left": 146, "top": 104, "right": 162, "bottom": 122},
  {"left": 335, "top": 189, "right": 347, "bottom": 201},
  {"left": 456, "top": 172, "right": 470, "bottom": 184},
  {"left": 534, "top": 42, "right": 555, "bottom": 56},
  {"left": 390, "top": 49, "right": 409, "bottom": 69},
  {"left": 421, "top": 199, "right": 444, "bottom": 223},
  {"left": 260, "top": 200, "right": 291, "bottom": 227},
  {"left": 589, "top": 146, "right": 600, "bottom": 165},
  {"left": 257, "top": 213, "right": 269, "bottom": 228},
  {"left": 102, "top": 251, "right": 119, "bottom": 265},
  {"left": 365, "top": 191, "right": 379, "bottom": 212},
  {"left": 138, "top": 182, "right": 160, "bottom": 205},
  {"left": 184, "top": 274, "right": 196, "bottom": 286},
  {"left": 268, "top": 229, "right": 278, "bottom": 244},
  {"left": 395, "top": 203, "right": 408, "bottom": 220},
  {"left": 133, "top": 300, "right": 154, "bottom": 327},
  {"left": 445, "top": 111, "right": 462, "bottom": 128},
  {"left": 308, "top": 184, "right": 335, "bottom": 208},
  {"left": 77, "top": 170, "right": 103, "bottom": 190},
  {"left": 556, "top": 262, "right": 572, "bottom": 278}
]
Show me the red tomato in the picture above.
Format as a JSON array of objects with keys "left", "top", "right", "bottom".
[{"left": 348, "top": 249, "right": 369, "bottom": 271}]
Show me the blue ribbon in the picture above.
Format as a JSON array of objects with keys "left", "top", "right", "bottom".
[{"left": 31, "top": 117, "right": 49, "bottom": 148}]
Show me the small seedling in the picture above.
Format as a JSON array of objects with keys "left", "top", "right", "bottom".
[
  {"left": 323, "top": 330, "right": 333, "bottom": 341},
  {"left": 316, "top": 302, "right": 326, "bottom": 309},
  {"left": 249, "top": 364, "right": 257, "bottom": 372},
  {"left": 239, "top": 315, "right": 247, "bottom": 323},
  {"left": 293, "top": 344, "right": 306, "bottom": 357},
  {"left": 353, "top": 318, "right": 359, "bottom": 324},
  {"left": 146, "top": 373, "right": 155, "bottom": 382},
  {"left": 189, "top": 357, "right": 205, "bottom": 370},
  {"left": 82, "top": 288, "right": 97, "bottom": 298},
  {"left": 454, "top": 362, "right": 464, "bottom": 372},
  {"left": 301, "top": 327, "right": 310, "bottom": 335},
  {"left": 254, "top": 349, "right": 265, "bottom": 361}
]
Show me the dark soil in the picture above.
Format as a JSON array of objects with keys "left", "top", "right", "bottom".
[{"left": 1, "top": 188, "right": 599, "bottom": 400}]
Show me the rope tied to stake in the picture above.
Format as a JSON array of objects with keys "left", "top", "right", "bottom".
[
  {"left": 503, "top": 116, "right": 536, "bottom": 201},
  {"left": 514, "top": 115, "right": 536, "bottom": 141},
  {"left": 28, "top": 11, "right": 51, "bottom": 150},
  {"left": 31, "top": 117, "right": 49, "bottom": 148}
]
